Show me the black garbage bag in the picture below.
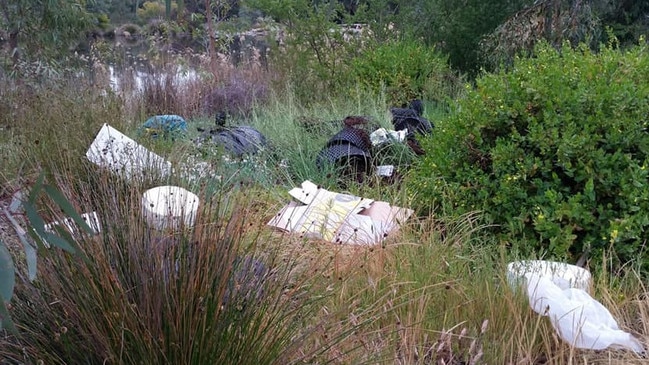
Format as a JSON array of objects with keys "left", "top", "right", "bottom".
[
  {"left": 316, "top": 116, "right": 373, "bottom": 183},
  {"left": 390, "top": 99, "right": 433, "bottom": 155},
  {"left": 195, "top": 113, "right": 267, "bottom": 157},
  {"left": 208, "top": 126, "right": 267, "bottom": 157}
]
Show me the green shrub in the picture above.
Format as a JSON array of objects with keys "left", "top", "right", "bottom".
[
  {"left": 137, "top": 1, "right": 176, "bottom": 22},
  {"left": 265, "top": 11, "right": 365, "bottom": 104},
  {"left": 347, "top": 39, "right": 461, "bottom": 106},
  {"left": 409, "top": 40, "right": 649, "bottom": 270}
]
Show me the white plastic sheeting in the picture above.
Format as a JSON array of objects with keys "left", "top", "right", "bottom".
[
  {"left": 508, "top": 260, "right": 644, "bottom": 353},
  {"left": 507, "top": 260, "right": 592, "bottom": 292},
  {"left": 526, "top": 273, "right": 644, "bottom": 352},
  {"left": 370, "top": 128, "right": 407, "bottom": 146}
]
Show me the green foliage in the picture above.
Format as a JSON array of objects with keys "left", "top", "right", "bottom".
[
  {"left": 246, "top": 0, "right": 465, "bottom": 106},
  {"left": 348, "top": 39, "right": 460, "bottom": 106},
  {"left": 480, "top": 0, "right": 601, "bottom": 72},
  {"left": 252, "top": 0, "right": 363, "bottom": 103},
  {"left": 594, "top": 0, "right": 649, "bottom": 47},
  {"left": 368, "top": 0, "right": 532, "bottom": 74},
  {"left": 0, "top": 0, "right": 93, "bottom": 68},
  {"left": 137, "top": 1, "right": 178, "bottom": 22},
  {"left": 409, "top": 41, "right": 649, "bottom": 270},
  {"left": 0, "top": 173, "right": 95, "bottom": 333}
]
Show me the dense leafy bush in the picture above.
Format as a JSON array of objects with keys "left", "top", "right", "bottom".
[
  {"left": 247, "top": 0, "right": 357, "bottom": 103},
  {"left": 137, "top": 1, "right": 176, "bottom": 22},
  {"left": 348, "top": 40, "right": 461, "bottom": 106},
  {"left": 409, "top": 41, "right": 649, "bottom": 269},
  {"left": 251, "top": 0, "right": 456, "bottom": 105}
]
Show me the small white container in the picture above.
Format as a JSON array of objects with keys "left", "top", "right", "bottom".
[
  {"left": 142, "top": 186, "right": 199, "bottom": 231},
  {"left": 506, "top": 260, "right": 592, "bottom": 293},
  {"left": 375, "top": 165, "right": 395, "bottom": 177}
]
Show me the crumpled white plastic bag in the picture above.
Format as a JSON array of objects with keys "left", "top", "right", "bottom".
[
  {"left": 526, "top": 273, "right": 644, "bottom": 353},
  {"left": 369, "top": 128, "right": 407, "bottom": 146}
]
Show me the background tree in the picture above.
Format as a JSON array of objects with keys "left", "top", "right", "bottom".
[
  {"left": 480, "top": 0, "right": 649, "bottom": 72},
  {"left": 255, "top": 0, "right": 531, "bottom": 74},
  {"left": 353, "top": 0, "right": 534, "bottom": 74},
  {"left": 598, "top": 0, "right": 649, "bottom": 46},
  {"left": 0, "top": 0, "right": 93, "bottom": 68}
]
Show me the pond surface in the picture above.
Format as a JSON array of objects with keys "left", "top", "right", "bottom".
[{"left": 100, "top": 31, "right": 270, "bottom": 95}]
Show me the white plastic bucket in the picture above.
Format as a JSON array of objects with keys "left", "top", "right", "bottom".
[
  {"left": 142, "top": 186, "right": 199, "bottom": 231},
  {"left": 506, "top": 260, "right": 592, "bottom": 293}
]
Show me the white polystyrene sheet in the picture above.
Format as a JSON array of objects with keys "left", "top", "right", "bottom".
[
  {"left": 141, "top": 186, "right": 199, "bottom": 231},
  {"left": 86, "top": 123, "right": 172, "bottom": 179},
  {"left": 376, "top": 165, "right": 395, "bottom": 177}
]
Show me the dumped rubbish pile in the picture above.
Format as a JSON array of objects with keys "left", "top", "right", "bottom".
[
  {"left": 315, "top": 100, "right": 434, "bottom": 184},
  {"left": 130, "top": 111, "right": 270, "bottom": 182},
  {"left": 137, "top": 112, "right": 268, "bottom": 158},
  {"left": 83, "top": 123, "right": 270, "bottom": 301}
]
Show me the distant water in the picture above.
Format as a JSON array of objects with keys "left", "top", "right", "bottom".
[
  {"left": 107, "top": 64, "right": 200, "bottom": 94},
  {"left": 101, "top": 31, "right": 269, "bottom": 96}
]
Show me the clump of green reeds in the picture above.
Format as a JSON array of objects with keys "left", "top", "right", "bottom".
[{"left": 0, "top": 163, "right": 379, "bottom": 364}]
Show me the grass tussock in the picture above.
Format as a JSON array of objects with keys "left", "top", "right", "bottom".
[{"left": 1, "top": 165, "right": 380, "bottom": 364}]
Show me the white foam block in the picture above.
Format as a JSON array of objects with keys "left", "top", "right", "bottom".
[{"left": 86, "top": 123, "right": 172, "bottom": 179}]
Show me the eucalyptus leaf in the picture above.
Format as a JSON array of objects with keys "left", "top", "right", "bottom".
[
  {"left": 23, "top": 201, "right": 46, "bottom": 236},
  {"left": 28, "top": 172, "right": 45, "bottom": 204},
  {"left": 17, "top": 234, "right": 38, "bottom": 281},
  {"left": 51, "top": 225, "right": 79, "bottom": 253},
  {"left": 0, "top": 298, "right": 17, "bottom": 334},
  {"left": 43, "top": 232, "right": 76, "bottom": 254},
  {"left": 27, "top": 225, "right": 49, "bottom": 249},
  {"left": 0, "top": 241, "right": 15, "bottom": 302},
  {"left": 43, "top": 184, "right": 94, "bottom": 235}
]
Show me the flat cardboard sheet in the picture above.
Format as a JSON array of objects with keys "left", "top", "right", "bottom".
[{"left": 268, "top": 181, "right": 413, "bottom": 245}]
